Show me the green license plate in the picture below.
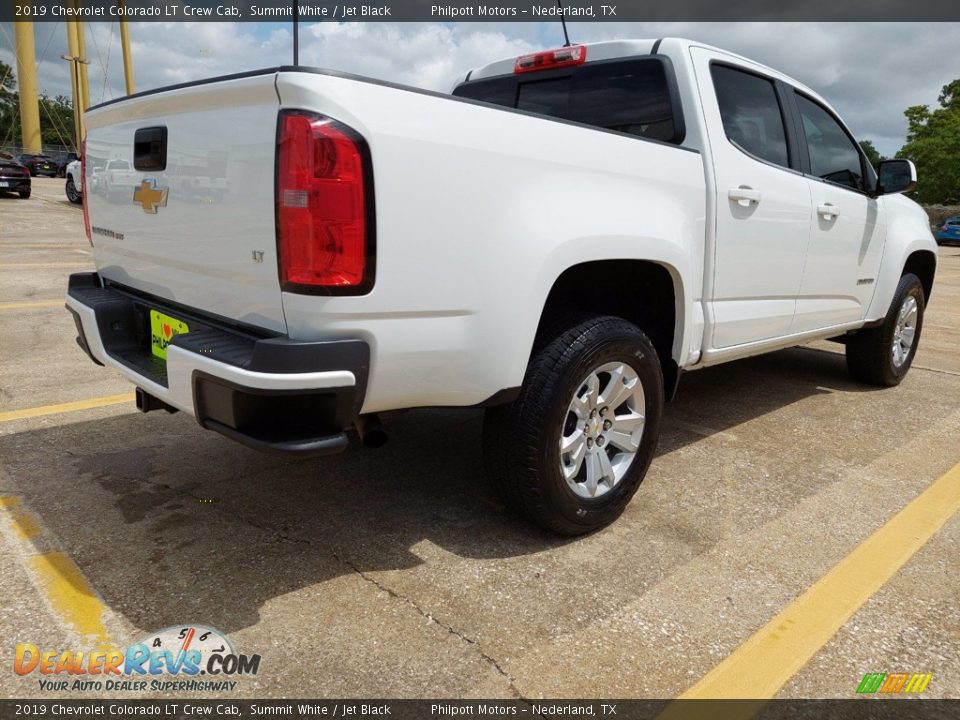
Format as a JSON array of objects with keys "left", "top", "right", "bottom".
[{"left": 150, "top": 310, "right": 189, "bottom": 360}]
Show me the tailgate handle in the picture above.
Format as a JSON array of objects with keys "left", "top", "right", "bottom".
[{"left": 134, "top": 126, "right": 167, "bottom": 171}]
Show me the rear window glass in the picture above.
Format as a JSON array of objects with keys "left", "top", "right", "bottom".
[
  {"left": 453, "top": 58, "right": 682, "bottom": 144},
  {"left": 711, "top": 65, "right": 789, "bottom": 168}
]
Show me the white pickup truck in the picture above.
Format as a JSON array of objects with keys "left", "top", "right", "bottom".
[{"left": 67, "top": 38, "right": 937, "bottom": 535}]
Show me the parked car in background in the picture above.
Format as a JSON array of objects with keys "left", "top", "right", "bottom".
[
  {"left": 65, "top": 160, "right": 82, "bottom": 204},
  {"left": 0, "top": 159, "right": 31, "bottom": 198},
  {"left": 57, "top": 152, "right": 80, "bottom": 178},
  {"left": 17, "top": 153, "right": 59, "bottom": 177},
  {"left": 936, "top": 216, "right": 960, "bottom": 245}
]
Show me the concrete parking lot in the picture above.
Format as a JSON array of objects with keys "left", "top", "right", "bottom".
[{"left": 1, "top": 177, "right": 959, "bottom": 701}]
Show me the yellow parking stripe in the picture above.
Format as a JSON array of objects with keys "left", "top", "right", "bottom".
[
  {"left": 0, "top": 393, "right": 134, "bottom": 423},
  {"left": 668, "top": 460, "right": 960, "bottom": 710},
  {"left": 0, "top": 243, "right": 86, "bottom": 249},
  {"left": 0, "top": 300, "right": 63, "bottom": 311},
  {"left": 0, "top": 262, "right": 91, "bottom": 269},
  {"left": 30, "top": 552, "right": 109, "bottom": 642}
]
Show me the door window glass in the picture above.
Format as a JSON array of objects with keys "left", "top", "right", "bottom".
[
  {"left": 795, "top": 93, "right": 865, "bottom": 192},
  {"left": 711, "top": 65, "right": 789, "bottom": 168}
]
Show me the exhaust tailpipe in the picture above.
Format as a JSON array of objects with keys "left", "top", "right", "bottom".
[{"left": 355, "top": 413, "right": 387, "bottom": 448}]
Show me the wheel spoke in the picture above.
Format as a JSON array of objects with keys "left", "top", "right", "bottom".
[
  {"left": 561, "top": 431, "right": 588, "bottom": 480},
  {"left": 607, "top": 411, "right": 644, "bottom": 452},
  {"left": 596, "top": 449, "right": 615, "bottom": 487},
  {"left": 600, "top": 364, "right": 636, "bottom": 411},
  {"left": 570, "top": 393, "right": 590, "bottom": 421},
  {"left": 584, "top": 453, "right": 601, "bottom": 497},
  {"left": 900, "top": 326, "right": 916, "bottom": 347}
]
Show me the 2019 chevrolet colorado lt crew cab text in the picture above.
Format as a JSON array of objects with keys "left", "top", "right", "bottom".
[{"left": 66, "top": 38, "right": 937, "bottom": 535}]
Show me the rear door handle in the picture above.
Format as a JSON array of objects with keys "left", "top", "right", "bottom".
[
  {"left": 728, "top": 186, "right": 761, "bottom": 207},
  {"left": 817, "top": 202, "right": 840, "bottom": 220}
]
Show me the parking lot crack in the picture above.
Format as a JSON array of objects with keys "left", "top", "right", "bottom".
[
  {"left": 236, "top": 513, "right": 531, "bottom": 702},
  {"left": 330, "top": 549, "right": 529, "bottom": 702}
]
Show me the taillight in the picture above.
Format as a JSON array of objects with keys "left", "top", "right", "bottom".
[
  {"left": 943, "top": 226, "right": 949, "bottom": 232},
  {"left": 81, "top": 139, "right": 92, "bottom": 246},
  {"left": 276, "top": 110, "right": 373, "bottom": 294},
  {"left": 514, "top": 45, "right": 587, "bottom": 74}
]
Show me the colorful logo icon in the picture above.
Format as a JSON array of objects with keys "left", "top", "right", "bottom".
[{"left": 856, "top": 672, "right": 932, "bottom": 694}]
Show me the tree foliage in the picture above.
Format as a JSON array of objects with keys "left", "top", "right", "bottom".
[
  {"left": 0, "top": 60, "right": 18, "bottom": 147},
  {"left": 898, "top": 79, "right": 960, "bottom": 205},
  {"left": 859, "top": 140, "right": 884, "bottom": 167},
  {"left": 0, "top": 61, "right": 76, "bottom": 149}
]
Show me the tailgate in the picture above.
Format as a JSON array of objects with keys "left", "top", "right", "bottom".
[{"left": 84, "top": 70, "right": 286, "bottom": 333}]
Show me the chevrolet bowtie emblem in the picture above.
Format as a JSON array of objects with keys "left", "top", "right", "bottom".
[{"left": 132, "top": 179, "right": 169, "bottom": 214}]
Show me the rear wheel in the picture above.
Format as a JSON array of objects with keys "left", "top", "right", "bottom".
[
  {"left": 65, "top": 178, "right": 82, "bottom": 204},
  {"left": 18, "top": 189, "right": 30, "bottom": 199},
  {"left": 846, "top": 273, "right": 925, "bottom": 386},
  {"left": 483, "top": 315, "right": 663, "bottom": 536}
]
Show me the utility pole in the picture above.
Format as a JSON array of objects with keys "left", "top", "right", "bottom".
[
  {"left": 74, "top": 11, "right": 90, "bottom": 109},
  {"left": 62, "top": 15, "right": 90, "bottom": 150},
  {"left": 13, "top": 15, "right": 42, "bottom": 153},
  {"left": 118, "top": 0, "right": 135, "bottom": 95}
]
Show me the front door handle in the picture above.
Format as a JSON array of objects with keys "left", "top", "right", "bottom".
[
  {"left": 728, "top": 186, "right": 761, "bottom": 207},
  {"left": 817, "top": 202, "right": 840, "bottom": 220}
]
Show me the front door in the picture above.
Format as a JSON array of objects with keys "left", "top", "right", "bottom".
[{"left": 788, "top": 91, "right": 886, "bottom": 333}]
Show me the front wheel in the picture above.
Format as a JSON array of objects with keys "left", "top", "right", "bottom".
[
  {"left": 846, "top": 273, "right": 925, "bottom": 386},
  {"left": 483, "top": 316, "right": 663, "bottom": 536},
  {"left": 65, "top": 178, "right": 82, "bottom": 204}
]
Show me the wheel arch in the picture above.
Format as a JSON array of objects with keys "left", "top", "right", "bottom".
[
  {"left": 530, "top": 259, "right": 685, "bottom": 398},
  {"left": 902, "top": 250, "right": 936, "bottom": 304}
]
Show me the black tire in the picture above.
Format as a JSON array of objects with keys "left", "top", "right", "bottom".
[
  {"left": 846, "top": 273, "right": 925, "bottom": 386},
  {"left": 65, "top": 178, "right": 82, "bottom": 204},
  {"left": 18, "top": 189, "right": 30, "bottom": 199},
  {"left": 483, "top": 315, "right": 664, "bottom": 536}
]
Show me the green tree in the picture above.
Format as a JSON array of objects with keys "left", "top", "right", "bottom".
[
  {"left": 898, "top": 79, "right": 960, "bottom": 204},
  {"left": 38, "top": 94, "right": 75, "bottom": 147},
  {"left": 0, "top": 60, "right": 19, "bottom": 149},
  {"left": 859, "top": 140, "right": 884, "bottom": 167}
]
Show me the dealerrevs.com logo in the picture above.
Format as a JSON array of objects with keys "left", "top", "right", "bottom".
[{"left": 14, "top": 625, "right": 261, "bottom": 693}]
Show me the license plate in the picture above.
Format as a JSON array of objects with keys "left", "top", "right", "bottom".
[
  {"left": 0, "top": 181, "right": 10, "bottom": 188},
  {"left": 150, "top": 310, "right": 189, "bottom": 360}
]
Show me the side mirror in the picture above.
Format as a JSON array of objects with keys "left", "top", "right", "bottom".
[{"left": 876, "top": 159, "right": 917, "bottom": 196}]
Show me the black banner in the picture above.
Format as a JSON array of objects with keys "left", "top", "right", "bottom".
[
  {"left": 3, "top": 0, "right": 960, "bottom": 23},
  {"left": 0, "top": 700, "right": 957, "bottom": 720}
]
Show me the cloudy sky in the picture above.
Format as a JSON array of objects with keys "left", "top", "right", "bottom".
[{"left": 1, "top": 21, "right": 957, "bottom": 154}]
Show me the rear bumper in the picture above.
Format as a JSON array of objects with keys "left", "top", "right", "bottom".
[
  {"left": 0, "top": 176, "right": 30, "bottom": 190},
  {"left": 65, "top": 273, "right": 369, "bottom": 457}
]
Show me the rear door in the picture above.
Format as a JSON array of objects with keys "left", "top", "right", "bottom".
[
  {"left": 84, "top": 72, "right": 285, "bottom": 333},
  {"left": 788, "top": 91, "right": 886, "bottom": 332},
  {"left": 691, "top": 49, "right": 814, "bottom": 349}
]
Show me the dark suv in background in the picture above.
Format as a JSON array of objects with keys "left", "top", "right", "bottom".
[{"left": 16, "top": 153, "right": 59, "bottom": 177}]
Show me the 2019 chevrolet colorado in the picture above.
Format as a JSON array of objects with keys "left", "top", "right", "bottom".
[{"left": 66, "top": 38, "right": 937, "bottom": 535}]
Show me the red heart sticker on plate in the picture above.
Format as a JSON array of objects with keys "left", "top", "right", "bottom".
[{"left": 163, "top": 323, "right": 171, "bottom": 338}]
